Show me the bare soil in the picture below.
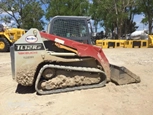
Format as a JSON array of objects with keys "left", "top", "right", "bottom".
[{"left": 0, "top": 48, "right": 153, "bottom": 115}]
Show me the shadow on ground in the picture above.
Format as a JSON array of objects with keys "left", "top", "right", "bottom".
[{"left": 15, "top": 84, "right": 35, "bottom": 94}]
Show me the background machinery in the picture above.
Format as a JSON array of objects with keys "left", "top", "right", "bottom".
[
  {"left": 96, "top": 36, "right": 153, "bottom": 48},
  {"left": 0, "top": 26, "right": 25, "bottom": 52},
  {"left": 95, "top": 29, "right": 153, "bottom": 48},
  {"left": 10, "top": 16, "right": 140, "bottom": 95}
]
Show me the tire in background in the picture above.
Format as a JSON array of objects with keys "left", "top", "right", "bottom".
[{"left": 0, "top": 37, "right": 10, "bottom": 52}]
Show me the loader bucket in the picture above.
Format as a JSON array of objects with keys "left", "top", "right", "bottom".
[{"left": 110, "top": 64, "right": 141, "bottom": 85}]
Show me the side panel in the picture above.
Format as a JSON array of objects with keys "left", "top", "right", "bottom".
[{"left": 11, "top": 28, "right": 46, "bottom": 86}]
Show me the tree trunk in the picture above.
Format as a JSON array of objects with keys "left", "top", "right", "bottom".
[
  {"left": 94, "top": 20, "right": 99, "bottom": 32},
  {"left": 117, "top": 26, "right": 121, "bottom": 39},
  {"left": 148, "top": 18, "right": 152, "bottom": 34}
]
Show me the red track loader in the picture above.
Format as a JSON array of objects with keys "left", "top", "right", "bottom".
[{"left": 10, "top": 16, "right": 140, "bottom": 95}]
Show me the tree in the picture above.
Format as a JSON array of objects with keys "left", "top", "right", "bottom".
[
  {"left": 89, "top": 0, "right": 105, "bottom": 32},
  {"left": 122, "top": 6, "right": 138, "bottom": 35},
  {"left": 21, "top": 2, "right": 44, "bottom": 30},
  {"left": 89, "top": 0, "right": 137, "bottom": 38},
  {"left": 44, "top": 0, "right": 89, "bottom": 20},
  {"left": 111, "top": 0, "right": 136, "bottom": 38},
  {"left": 136, "top": 0, "right": 153, "bottom": 34},
  {"left": 0, "top": 0, "right": 44, "bottom": 30},
  {"left": 90, "top": 0, "right": 118, "bottom": 34}
]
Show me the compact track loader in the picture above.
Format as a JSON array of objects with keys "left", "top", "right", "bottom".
[{"left": 10, "top": 16, "right": 140, "bottom": 95}]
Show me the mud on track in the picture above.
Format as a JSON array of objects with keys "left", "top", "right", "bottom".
[{"left": 0, "top": 48, "right": 153, "bottom": 115}]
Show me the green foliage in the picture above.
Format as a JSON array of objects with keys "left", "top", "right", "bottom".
[
  {"left": 89, "top": 0, "right": 137, "bottom": 38},
  {"left": 45, "top": 0, "right": 89, "bottom": 20},
  {"left": 136, "top": 0, "right": 153, "bottom": 34},
  {"left": 0, "top": 0, "right": 44, "bottom": 30},
  {"left": 1, "top": 0, "right": 152, "bottom": 35},
  {"left": 21, "top": 1, "right": 44, "bottom": 30}
]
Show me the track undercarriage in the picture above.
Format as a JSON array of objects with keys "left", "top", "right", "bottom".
[{"left": 35, "top": 58, "right": 107, "bottom": 95}]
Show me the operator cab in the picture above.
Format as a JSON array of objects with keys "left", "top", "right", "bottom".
[{"left": 47, "top": 16, "right": 93, "bottom": 44}]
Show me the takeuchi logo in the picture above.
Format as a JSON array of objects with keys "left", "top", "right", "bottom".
[{"left": 25, "top": 35, "right": 38, "bottom": 43}]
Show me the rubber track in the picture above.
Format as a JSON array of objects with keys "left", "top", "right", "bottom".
[{"left": 35, "top": 64, "right": 107, "bottom": 95}]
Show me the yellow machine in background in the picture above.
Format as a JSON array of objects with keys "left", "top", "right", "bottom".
[
  {"left": 148, "top": 35, "right": 153, "bottom": 47},
  {"left": 0, "top": 28, "right": 25, "bottom": 52},
  {"left": 96, "top": 35, "right": 153, "bottom": 48}
]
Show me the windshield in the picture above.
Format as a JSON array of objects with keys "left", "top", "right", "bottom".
[{"left": 51, "top": 19, "right": 88, "bottom": 39}]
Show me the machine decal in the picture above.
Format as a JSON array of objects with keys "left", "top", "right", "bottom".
[
  {"left": 18, "top": 51, "right": 38, "bottom": 55},
  {"left": 23, "top": 56, "right": 34, "bottom": 59},
  {"left": 15, "top": 43, "right": 45, "bottom": 51},
  {"left": 25, "top": 35, "right": 38, "bottom": 43},
  {"left": 55, "top": 38, "right": 65, "bottom": 44}
]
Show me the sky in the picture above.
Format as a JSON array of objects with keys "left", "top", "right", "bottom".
[
  {"left": 134, "top": 14, "right": 148, "bottom": 31},
  {"left": 0, "top": 10, "right": 17, "bottom": 27}
]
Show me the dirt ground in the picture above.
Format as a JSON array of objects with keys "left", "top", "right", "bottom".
[{"left": 0, "top": 48, "right": 153, "bottom": 115}]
